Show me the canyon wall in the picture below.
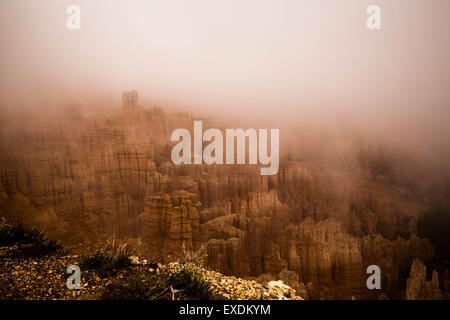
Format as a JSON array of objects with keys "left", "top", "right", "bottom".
[{"left": 0, "top": 99, "right": 440, "bottom": 299}]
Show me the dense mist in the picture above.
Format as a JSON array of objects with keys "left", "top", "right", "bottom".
[
  {"left": 1, "top": 0, "right": 450, "bottom": 148},
  {"left": 0, "top": 0, "right": 449, "bottom": 180}
]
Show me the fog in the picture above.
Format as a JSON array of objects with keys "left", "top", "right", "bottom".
[{"left": 0, "top": 0, "right": 449, "bottom": 159}]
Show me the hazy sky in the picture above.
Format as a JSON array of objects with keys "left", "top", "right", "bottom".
[{"left": 0, "top": 0, "right": 449, "bottom": 148}]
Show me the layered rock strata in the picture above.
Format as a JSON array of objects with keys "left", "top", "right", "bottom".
[{"left": 0, "top": 98, "right": 442, "bottom": 299}]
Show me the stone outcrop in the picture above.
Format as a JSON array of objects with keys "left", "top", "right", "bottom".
[
  {"left": 361, "top": 234, "right": 434, "bottom": 296},
  {"left": 138, "top": 190, "right": 201, "bottom": 260},
  {"left": 405, "top": 259, "right": 442, "bottom": 300}
]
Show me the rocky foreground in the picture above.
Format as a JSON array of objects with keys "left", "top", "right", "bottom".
[
  {"left": 161, "top": 262, "right": 301, "bottom": 300},
  {"left": 0, "top": 244, "right": 301, "bottom": 300}
]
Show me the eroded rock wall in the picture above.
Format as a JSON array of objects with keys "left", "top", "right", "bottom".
[{"left": 0, "top": 103, "right": 440, "bottom": 299}]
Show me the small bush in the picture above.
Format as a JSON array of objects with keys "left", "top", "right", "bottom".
[
  {"left": 102, "top": 275, "right": 170, "bottom": 300},
  {"left": 168, "top": 263, "right": 213, "bottom": 300},
  {"left": 80, "top": 237, "right": 135, "bottom": 275},
  {"left": 180, "top": 242, "right": 207, "bottom": 267},
  {"left": 0, "top": 220, "right": 61, "bottom": 257}
]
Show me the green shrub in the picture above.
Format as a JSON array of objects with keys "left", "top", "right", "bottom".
[
  {"left": 80, "top": 237, "right": 134, "bottom": 275},
  {"left": 102, "top": 275, "right": 169, "bottom": 300},
  {"left": 180, "top": 242, "right": 207, "bottom": 267},
  {"left": 0, "top": 220, "right": 61, "bottom": 257},
  {"left": 168, "top": 263, "right": 213, "bottom": 300}
]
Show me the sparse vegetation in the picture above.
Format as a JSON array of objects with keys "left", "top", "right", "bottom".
[
  {"left": 180, "top": 242, "right": 207, "bottom": 266},
  {"left": 0, "top": 219, "right": 61, "bottom": 257},
  {"left": 80, "top": 236, "right": 135, "bottom": 275},
  {"left": 0, "top": 221, "right": 299, "bottom": 300},
  {"left": 102, "top": 272, "right": 170, "bottom": 300},
  {"left": 168, "top": 263, "right": 214, "bottom": 300}
]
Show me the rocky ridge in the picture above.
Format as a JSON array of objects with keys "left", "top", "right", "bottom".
[{"left": 0, "top": 244, "right": 301, "bottom": 300}]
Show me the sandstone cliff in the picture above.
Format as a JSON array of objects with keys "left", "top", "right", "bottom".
[{"left": 0, "top": 96, "right": 444, "bottom": 299}]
